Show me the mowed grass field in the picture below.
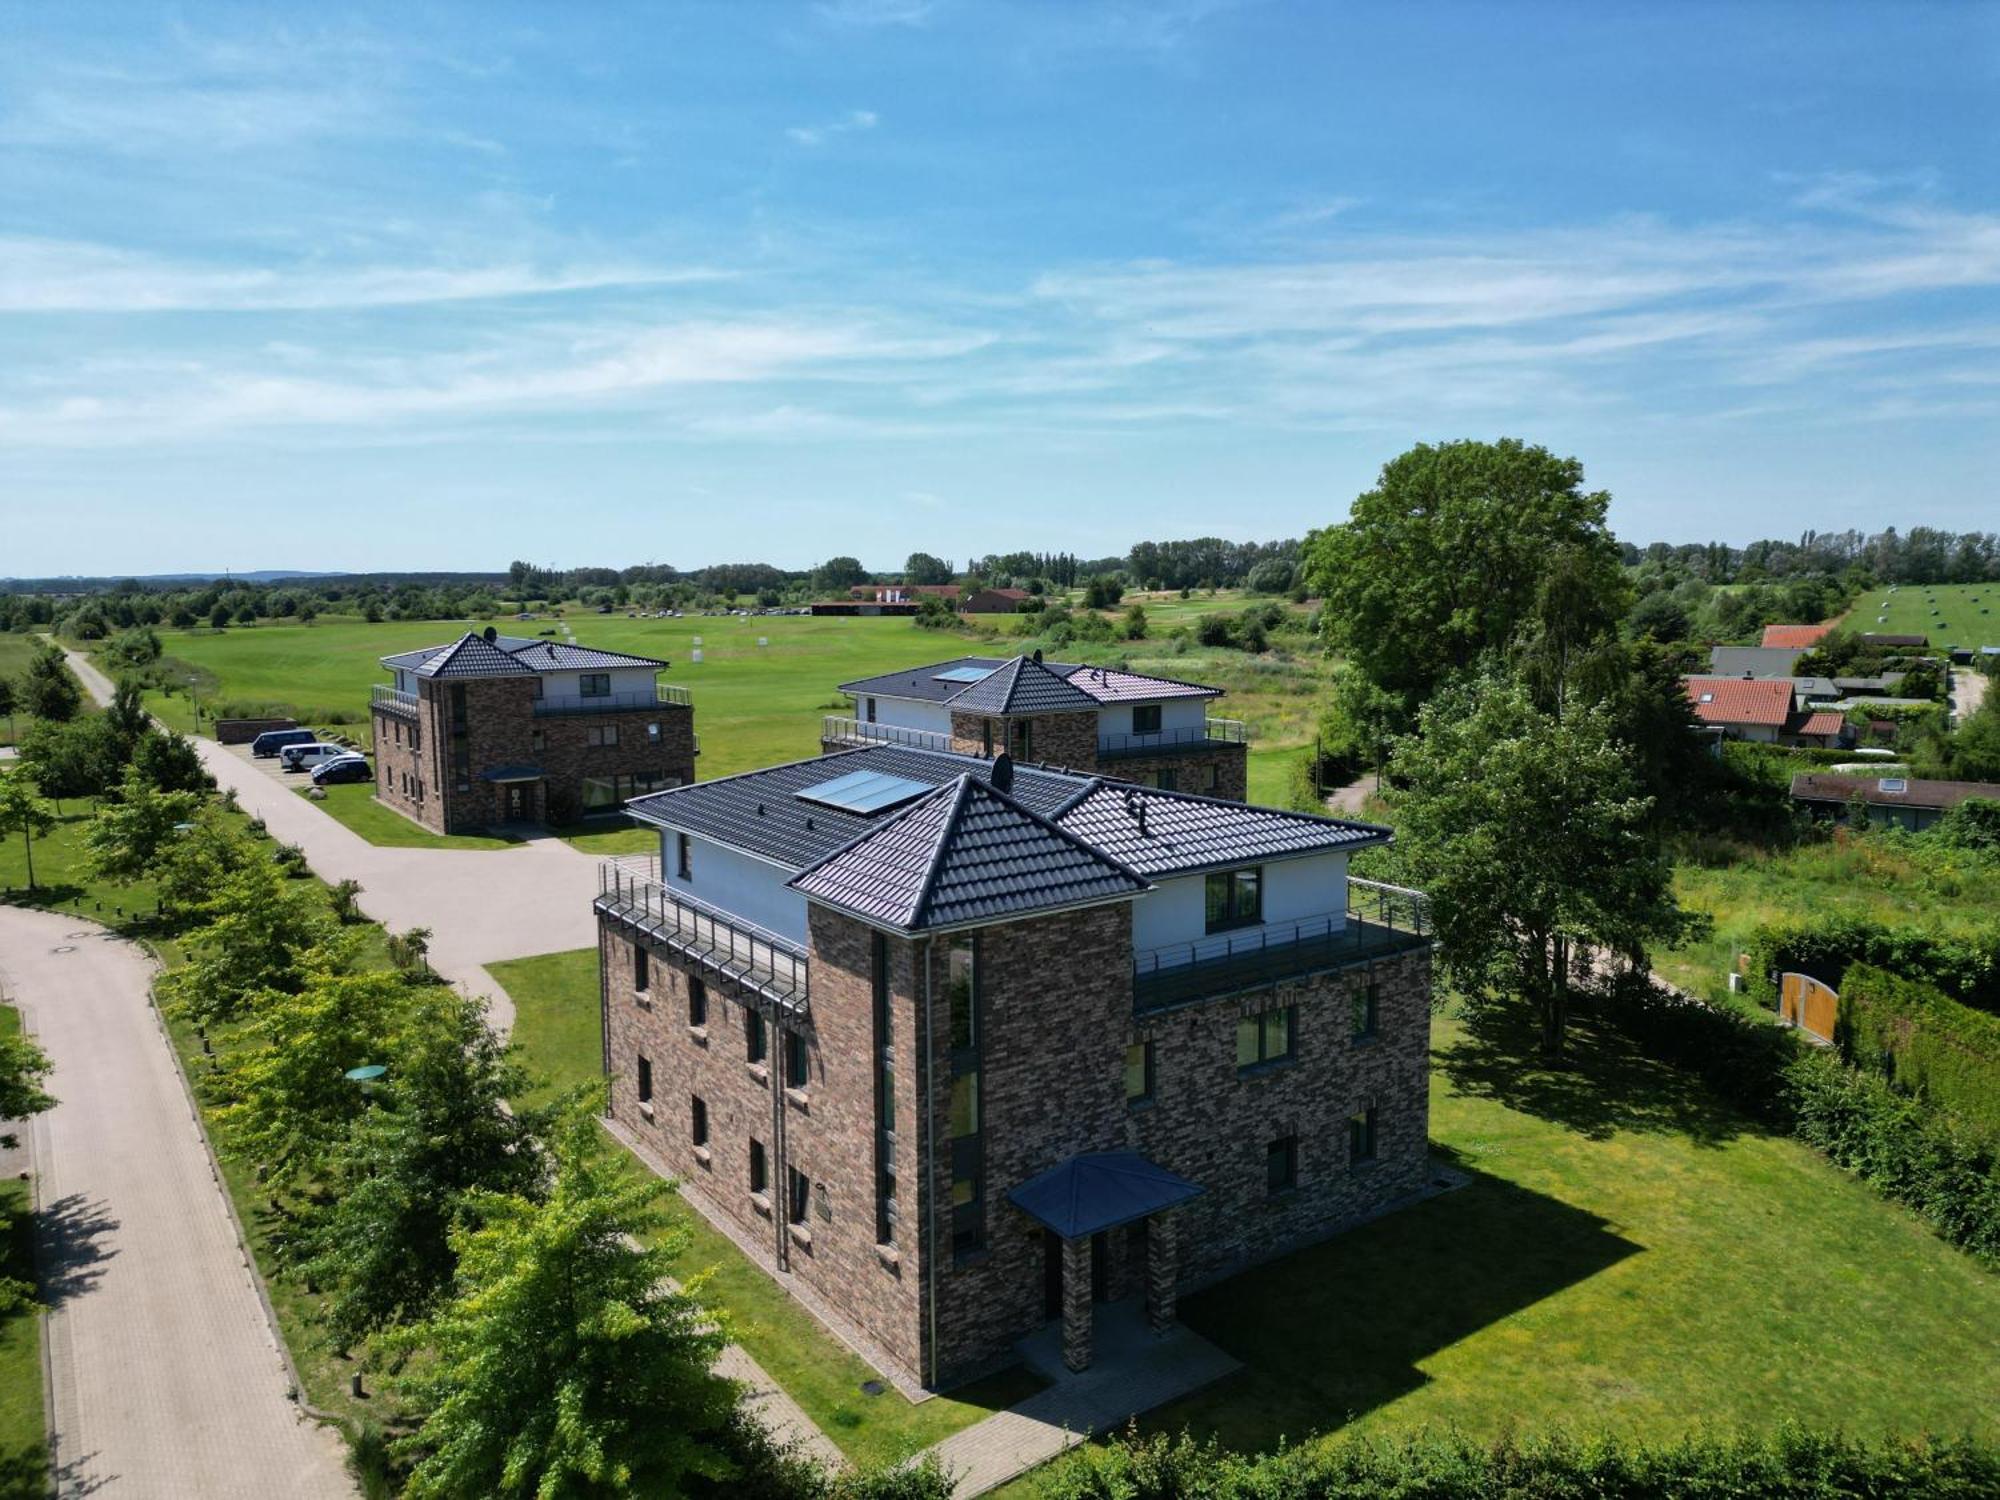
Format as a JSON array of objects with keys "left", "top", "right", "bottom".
[
  {"left": 0, "top": 632, "right": 44, "bottom": 745},
  {"left": 108, "top": 611, "right": 1330, "bottom": 797},
  {"left": 1850, "top": 581, "right": 2000, "bottom": 646}
]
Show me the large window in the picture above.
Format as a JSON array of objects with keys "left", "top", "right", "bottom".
[
  {"left": 865, "top": 696, "right": 877, "bottom": 723},
  {"left": 1267, "top": 1135, "right": 1298, "bottom": 1196},
  {"left": 1235, "top": 1005, "right": 1295, "bottom": 1072},
  {"left": 1205, "top": 866, "right": 1263, "bottom": 933},
  {"left": 677, "top": 832, "right": 693, "bottom": 880},
  {"left": 632, "top": 944, "right": 649, "bottom": 995},
  {"left": 746, "top": 1008, "right": 767, "bottom": 1066},
  {"left": 947, "top": 936, "right": 978, "bottom": 1055},
  {"left": 1132, "top": 704, "right": 1162, "bottom": 736},
  {"left": 749, "top": 1138, "right": 767, "bottom": 1195},
  {"left": 586, "top": 723, "right": 619, "bottom": 748},
  {"left": 1010, "top": 719, "right": 1033, "bottom": 759},
  {"left": 946, "top": 933, "right": 984, "bottom": 1260},
  {"left": 1124, "top": 1040, "right": 1155, "bottom": 1106},
  {"left": 688, "top": 975, "right": 707, "bottom": 1028},
  {"left": 1349, "top": 1105, "right": 1378, "bottom": 1166},
  {"left": 636, "top": 1055, "right": 653, "bottom": 1105},
  {"left": 784, "top": 1030, "right": 810, "bottom": 1090},
  {"left": 788, "top": 1166, "right": 811, "bottom": 1226},
  {"left": 872, "top": 932, "right": 897, "bottom": 1245},
  {"left": 691, "top": 1096, "right": 707, "bottom": 1146},
  {"left": 1351, "top": 982, "right": 1379, "bottom": 1042},
  {"left": 580, "top": 673, "right": 611, "bottom": 698}
]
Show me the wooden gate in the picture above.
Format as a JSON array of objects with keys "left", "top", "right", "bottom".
[{"left": 1779, "top": 972, "right": 1839, "bottom": 1044}]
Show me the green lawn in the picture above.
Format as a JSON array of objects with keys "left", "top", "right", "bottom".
[
  {"left": 1854, "top": 581, "right": 2000, "bottom": 645},
  {"left": 0, "top": 1005, "right": 47, "bottom": 1500},
  {"left": 560, "top": 820, "right": 658, "bottom": 857},
  {"left": 0, "top": 634, "right": 44, "bottom": 746},
  {"left": 487, "top": 948, "right": 1044, "bottom": 1469},
  {"left": 296, "top": 782, "right": 525, "bottom": 851}
]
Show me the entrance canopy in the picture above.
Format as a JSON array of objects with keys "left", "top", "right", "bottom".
[
  {"left": 1008, "top": 1151, "right": 1203, "bottom": 1240},
  {"left": 480, "top": 764, "right": 545, "bottom": 784}
]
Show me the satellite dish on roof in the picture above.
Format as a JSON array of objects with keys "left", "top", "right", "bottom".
[
  {"left": 1032, "top": 648, "right": 1043, "bottom": 664},
  {"left": 483, "top": 626, "right": 498, "bottom": 644},
  {"left": 991, "top": 752, "right": 1014, "bottom": 791}
]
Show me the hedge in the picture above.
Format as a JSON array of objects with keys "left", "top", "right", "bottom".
[
  {"left": 1838, "top": 964, "right": 2000, "bottom": 1146},
  {"left": 1030, "top": 1426, "right": 2000, "bottom": 1499},
  {"left": 1744, "top": 915, "right": 2000, "bottom": 1015}
]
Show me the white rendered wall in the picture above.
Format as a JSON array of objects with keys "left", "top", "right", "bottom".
[
  {"left": 1130, "top": 850, "right": 1350, "bottom": 953},
  {"left": 653, "top": 827, "right": 808, "bottom": 943}
]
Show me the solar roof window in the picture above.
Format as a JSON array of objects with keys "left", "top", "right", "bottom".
[
  {"left": 933, "top": 666, "right": 994, "bottom": 684},
  {"left": 796, "top": 768, "right": 937, "bottom": 815}
]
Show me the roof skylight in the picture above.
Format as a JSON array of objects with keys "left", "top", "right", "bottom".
[
  {"left": 933, "top": 665, "right": 994, "bottom": 684},
  {"left": 796, "top": 768, "right": 937, "bottom": 815}
]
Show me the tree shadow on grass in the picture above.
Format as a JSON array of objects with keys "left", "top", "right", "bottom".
[
  {"left": 1161, "top": 1155, "right": 1641, "bottom": 1454},
  {"left": 1436, "top": 1003, "right": 1757, "bottom": 1148}
]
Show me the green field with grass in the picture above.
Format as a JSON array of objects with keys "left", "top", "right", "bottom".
[
  {"left": 0, "top": 1003, "right": 46, "bottom": 1500},
  {"left": 487, "top": 947, "right": 1042, "bottom": 1467},
  {"left": 1850, "top": 581, "right": 2000, "bottom": 647},
  {"left": 0, "top": 633, "right": 46, "bottom": 746},
  {"left": 297, "top": 782, "right": 526, "bottom": 851}
]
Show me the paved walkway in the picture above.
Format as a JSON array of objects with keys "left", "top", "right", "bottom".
[
  {"left": 1951, "top": 663, "right": 1988, "bottom": 728},
  {"left": 4, "top": 905, "right": 352, "bottom": 1499}
]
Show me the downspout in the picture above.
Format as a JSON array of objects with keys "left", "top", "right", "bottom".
[
  {"left": 771, "top": 1001, "right": 787, "bottom": 1273},
  {"left": 597, "top": 925, "right": 611, "bottom": 1099},
  {"left": 921, "top": 936, "right": 938, "bottom": 1388}
]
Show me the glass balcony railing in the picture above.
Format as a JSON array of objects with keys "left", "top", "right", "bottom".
[
  {"left": 820, "top": 715, "right": 958, "bottom": 753},
  {"left": 1096, "top": 717, "right": 1249, "bottom": 759},
  {"left": 534, "top": 684, "right": 693, "bottom": 717}
]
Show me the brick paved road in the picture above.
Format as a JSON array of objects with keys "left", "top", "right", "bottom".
[{"left": 4, "top": 905, "right": 353, "bottom": 1499}]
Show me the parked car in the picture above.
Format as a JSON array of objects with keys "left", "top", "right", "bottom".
[
  {"left": 310, "top": 754, "right": 371, "bottom": 786},
  {"left": 280, "top": 743, "right": 351, "bottom": 773},
  {"left": 250, "top": 728, "right": 316, "bottom": 759}
]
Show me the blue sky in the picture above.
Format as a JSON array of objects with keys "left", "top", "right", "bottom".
[{"left": 1, "top": 1, "right": 1994, "bottom": 575}]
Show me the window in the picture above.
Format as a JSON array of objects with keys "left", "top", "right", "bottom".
[
  {"left": 947, "top": 936, "right": 978, "bottom": 1054},
  {"left": 788, "top": 1166, "right": 811, "bottom": 1225},
  {"left": 530, "top": 727, "right": 546, "bottom": 752},
  {"left": 1208, "top": 763, "right": 1221, "bottom": 792},
  {"left": 1011, "top": 719, "right": 1033, "bottom": 759},
  {"left": 1205, "top": 866, "right": 1264, "bottom": 933},
  {"left": 784, "top": 1030, "right": 810, "bottom": 1090},
  {"left": 746, "top": 1009, "right": 767, "bottom": 1065},
  {"left": 981, "top": 719, "right": 994, "bottom": 756},
  {"left": 1154, "top": 768, "right": 1177, "bottom": 791},
  {"left": 1125, "top": 1040, "right": 1155, "bottom": 1105},
  {"left": 949, "top": 1073, "right": 980, "bottom": 1138},
  {"left": 1235, "top": 1006, "right": 1296, "bottom": 1071},
  {"left": 1351, "top": 982, "right": 1379, "bottom": 1041},
  {"left": 677, "top": 832, "right": 693, "bottom": 880},
  {"left": 1349, "top": 1106, "right": 1378, "bottom": 1165},
  {"left": 633, "top": 945, "right": 649, "bottom": 995},
  {"left": 688, "top": 975, "right": 707, "bottom": 1028},
  {"left": 946, "top": 932, "right": 983, "bottom": 1260},
  {"left": 580, "top": 673, "right": 611, "bottom": 697},
  {"left": 1266, "top": 1135, "right": 1298, "bottom": 1196},
  {"left": 865, "top": 696, "right": 877, "bottom": 723},
  {"left": 749, "top": 1138, "right": 767, "bottom": 1195},
  {"left": 587, "top": 723, "right": 619, "bottom": 748},
  {"left": 528, "top": 677, "right": 544, "bottom": 700},
  {"left": 873, "top": 932, "right": 897, "bottom": 1244},
  {"left": 1132, "top": 704, "right": 1162, "bottom": 736},
  {"left": 636, "top": 1055, "right": 653, "bottom": 1105},
  {"left": 691, "top": 1095, "right": 708, "bottom": 1146}
]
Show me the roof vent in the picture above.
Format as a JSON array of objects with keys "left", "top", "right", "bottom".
[
  {"left": 757, "top": 803, "right": 766, "bottom": 816},
  {"left": 805, "top": 816, "right": 815, "bottom": 830},
  {"left": 483, "top": 625, "right": 498, "bottom": 644},
  {"left": 991, "top": 753, "right": 1014, "bottom": 792}
]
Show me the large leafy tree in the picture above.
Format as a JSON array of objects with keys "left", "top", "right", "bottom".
[
  {"left": 151, "top": 806, "right": 255, "bottom": 920},
  {"left": 812, "top": 555, "right": 868, "bottom": 593},
  {"left": 0, "top": 1026, "right": 54, "bottom": 1151},
  {"left": 19, "top": 644, "right": 81, "bottom": 722},
  {"left": 298, "top": 991, "right": 544, "bottom": 1349},
  {"left": 0, "top": 770, "right": 56, "bottom": 890},
  {"left": 17, "top": 716, "right": 117, "bottom": 810},
  {"left": 1393, "top": 674, "right": 1690, "bottom": 1057},
  {"left": 1303, "top": 439, "right": 1627, "bottom": 725},
  {"left": 903, "top": 552, "right": 954, "bottom": 586},
  {"left": 160, "top": 856, "right": 337, "bottom": 1023},
  {"left": 84, "top": 768, "right": 205, "bottom": 882},
  {"left": 392, "top": 1108, "right": 736, "bottom": 1500},
  {"left": 130, "top": 727, "right": 213, "bottom": 793}
]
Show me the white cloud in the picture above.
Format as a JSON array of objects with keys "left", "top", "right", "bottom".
[
  {"left": 814, "top": 1, "right": 936, "bottom": 27},
  {"left": 786, "top": 110, "right": 879, "bottom": 148}
]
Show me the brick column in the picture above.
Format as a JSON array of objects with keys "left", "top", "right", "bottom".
[
  {"left": 1061, "top": 1235, "right": 1093, "bottom": 1372},
  {"left": 1145, "top": 1211, "right": 1179, "bottom": 1335}
]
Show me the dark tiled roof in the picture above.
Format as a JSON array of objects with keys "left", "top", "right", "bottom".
[
  {"left": 946, "top": 655, "right": 1099, "bottom": 715},
  {"left": 381, "top": 631, "right": 667, "bottom": 678},
  {"left": 838, "top": 654, "right": 1223, "bottom": 708},
  {"left": 789, "top": 776, "right": 1152, "bottom": 932},
  {"left": 1063, "top": 665, "right": 1219, "bottom": 702},
  {"left": 1052, "top": 780, "right": 1390, "bottom": 876},
  {"left": 503, "top": 640, "right": 668, "bottom": 671},
  {"left": 1008, "top": 1151, "right": 1204, "bottom": 1239},
  {"left": 839, "top": 657, "right": 1038, "bottom": 703},
  {"left": 413, "top": 633, "right": 535, "bottom": 679}
]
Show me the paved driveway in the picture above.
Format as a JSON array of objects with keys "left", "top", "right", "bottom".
[
  {"left": 4, "top": 906, "right": 353, "bottom": 1499},
  {"left": 60, "top": 646, "right": 602, "bottom": 1032}
]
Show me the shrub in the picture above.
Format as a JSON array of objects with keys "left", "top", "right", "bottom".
[
  {"left": 1583, "top": 974, "right": 1797, "bottom": 1127},
  {"left": 1839, "top": 964, "right": 2000, "bottom": 1145},
  {"left": 1746, "top": 915, "right": 2000, "bottom": 1014},
  {"left": 1933, "top": 797, "right": 2000, "bottom": 851},
  {"left": 1195, "top": 614, "right": 1235, "bottom": 649}
]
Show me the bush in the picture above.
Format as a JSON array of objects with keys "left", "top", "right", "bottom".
[
  {"left": 1195, "top": 614, "right": 1235, "bottom": 649},
  {"left": 1933, "top": 797, "right": 2000, "bottom": 851},
  {"left": 1746, "top": 915, "right": 2000, "bottom": 1014},
  {"left": 1031, "top": 1425, "right": 2000, "bottom": 1498},
  {"left": 1582, "top": 975, "right": 1798, "bottom": 1127},
  {"left": 1839, "top": 964, "right": 2000, "bottom": 1145}
]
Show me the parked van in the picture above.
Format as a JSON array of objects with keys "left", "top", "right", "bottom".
[
  {"left": 280, "top": 743, "right": 351, "bottom": 773},
  {"left": 250, "top": 728, "right": 315, "bottom": 759}
]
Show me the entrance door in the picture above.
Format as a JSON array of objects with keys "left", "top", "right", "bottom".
[{"left": 504, "top": 783, "right": 531, "bottom": 821}]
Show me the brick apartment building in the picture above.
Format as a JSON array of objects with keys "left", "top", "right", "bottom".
[
  {"left": 822, "top": 653, "right": 1251, "bottom": 801},
  {"left": 595, "top": 741, "right": 1432, "bottom": 1388},
  {"left": 369, "top": 628, "right": 697, "bottom": 834}
]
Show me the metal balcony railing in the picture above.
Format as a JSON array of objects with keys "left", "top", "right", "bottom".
[
  {"left": 534, "top": 684, "right": 693, "bottom": 717},
  {"left": 1131, "top": 877, "right": 1432, "bottom": 1013},
  {"left": 371, "top": 684, "right": 420, "bottom": 716},
  {"left": 1096, "top": 718, "right": 1250, "bottom": 759},
  {"left": 595, "top": 855, "right": 808, "bottom": 1015},
  {"left": 821, "top": 715, "right": 958, "bottom": 754}
]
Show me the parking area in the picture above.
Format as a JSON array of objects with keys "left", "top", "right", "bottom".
[{"left": 233, "top": 739, "right": 372, "bottom": 792}]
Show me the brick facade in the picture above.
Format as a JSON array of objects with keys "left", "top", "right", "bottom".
[
  {"left": 599, "top": 884, "right": 1433, "bottom": 1389},
  {"left": 371, "top": 677, "right": 695, "bottom": 835},
  {"left": 937, "top": 711, "right": 1249, "bottom": 803},
  {"left": 1097, "top": 744, "right": 1248, "bottom": 801}
]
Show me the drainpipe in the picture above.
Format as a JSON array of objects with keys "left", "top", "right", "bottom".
[
  {"left": 921, "top": 936, "right": 938, "bottom": 1388},
  {"left": 596, "top": 927, "right": 610, "bottom": 1100},
  {"left": 771, "top": 1001, "right": 787, "bottom": 1273}
]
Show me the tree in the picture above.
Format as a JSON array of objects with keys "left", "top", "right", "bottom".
[
  {"left": 0, "top": 676, "right": 15, "bottom": 742},
  {"left": 298, "top": 991, "right": 543, "bottom": 1349},
  {"left": 0, "top": 1027, "right": 53, "bottom": 1152},
  {"left": 160, "top": 857, "right": 337, "bottom": 1023},
  {"left": 16, "top": 717, "right": 112, "bottom": 812},
  {"left": 20, "top": 645, "right": 81, "bottom": 722},
  {"left": 83, "top": 768, "right": 205, "bottom": 882},
  {"left": 1392, "top": 674, "right": 1689, "bottom": 1057},
  {"left": 209, "top": 601, "right": 232, "bottom": 630},
  {"left": 130, "top": 728, "right": 213, "bottom": 792},
  {"left": 1627, "top": 589, "right": 1691, "bottom": 643},
  {"left": 1245, "top": 558, "right": 1296, "bottom": 595},
  {"left": 0, "top": 771, "right": 56, "bottom": 891},
  {"left": 151, "top": 807, "right": 254, "bottom": 920},
  {"left": 103, "top": 678, "right": 151, "bottom": 759},
  {"left": 812, "top": 556, "right": 868, "bottom": 593},
  {"left": 391, "top": 1107, "right": 736, "bottom": 1499},
  {"left": 903, "top": 552, "right": 954, "bottom": 586},
  {"left": 1303, "top": 439, "right": 1626, "bottom": 725}
]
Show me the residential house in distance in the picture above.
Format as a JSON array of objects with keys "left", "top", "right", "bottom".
[
  {"left": 823, "top": 652, "right": 1250, "bottom": 799},
  {"left": 593, "top": 743, "right": 1434, "bottom": 1388},
  {"left": 370, "top": 628, "right": 696, "bottom": 833},
  {"left": 960, "top": 587, "right": 1031, "bottom": 614},
  {"left": 1791, "top": 773, "right": 2000, "bottom": 832},
  {"left": 1761, "top": 622, "right": 1833, "bottom": 649},
  {"left": 1683, "top": 676, "right": 1852, "bottom": 748}
]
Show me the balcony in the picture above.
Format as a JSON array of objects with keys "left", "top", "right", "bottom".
[
  {"left": 595, "top": 855, "right": 809, "bottom": 1016},
  {"left": 821, "top": 715, "right": 957, "bottom": 754},
  {"left": 534, "top": 683, "right": 693, "bottom": 717},
  {"left": 371, "top": 684, "right": 419, "bottom": 716},
  {"left": 1096, "top": 717, "right": 1249, "bottom": 761},
  {"left": 1131, "top": 877, "right": 1432, "bottom": 1013}
]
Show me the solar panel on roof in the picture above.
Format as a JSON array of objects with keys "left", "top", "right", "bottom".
[
  {"left": 796, "top": 769, "right": 937, "bottom": 815},
  {"left": 933, "top": 666, "right": 993, "bottom": 684}
]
